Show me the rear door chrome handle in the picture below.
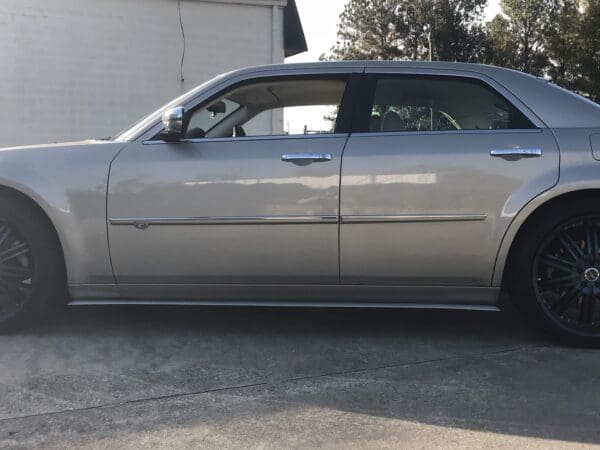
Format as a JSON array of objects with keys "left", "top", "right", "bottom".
[
  {"left": 281, "top": 153, "right": 333, "bottom": 163},
  {"left": 490, "top": 148, "right": 542, "bottom": 158}
]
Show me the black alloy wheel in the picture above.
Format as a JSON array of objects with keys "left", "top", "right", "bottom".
[
  {"left": 0, "top": 220, "right": 35, "bottom": 323},
  {"left": 533, "top": 216, "right": 600, "bottom": 331},
  {"left": 508, "top": 198, "right": 600, "bottom": 347},
  {"left": 0, "top": 195, "right": 64, "bottom": 333}
]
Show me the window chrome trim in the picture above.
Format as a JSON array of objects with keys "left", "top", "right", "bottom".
[
  {"left": 142, "top": 133, "right": 349, "bottom": 145},
  {"left": 143, "top": 129, "right": 540, "bottom": 145},
  {"left": 350, "top": 128, "right": 543, "bottom": 139},
  {"left": 341, "top": 214, "right": 487, "bottom": 224},
  {"left": 110, "top": 216, "right": 340, "bottom": 227}
]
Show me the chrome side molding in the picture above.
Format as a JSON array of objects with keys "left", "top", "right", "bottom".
[
  {"left": 109, "top": 215, "right": 339, "bottom": 227},
  {"left": 342, "top": 214, "right": 487, "bottom": 224},
  {"left": 110, "top": 213, "right": 487, "bottom": 228},
  {"left": 490, "top": 148, "right": 542, "bottom": 157}
]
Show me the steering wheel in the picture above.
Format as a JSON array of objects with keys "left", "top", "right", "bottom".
[
  {"left": 234, "top": 125, "right": 246, "bottom": 137},
  {"left": 186, "top": 128, "right": 206, "bottom": 139}
]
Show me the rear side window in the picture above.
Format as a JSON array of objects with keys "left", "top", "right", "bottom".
[{"left": 368, "top": 76, "right": 535, "bottom": 133}]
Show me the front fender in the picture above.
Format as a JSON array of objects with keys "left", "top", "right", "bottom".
[{"left": 0, "top": 141, "right": 128, "bottom": 284}]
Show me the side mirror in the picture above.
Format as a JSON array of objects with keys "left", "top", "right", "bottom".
[{"left": 161, "top": 106, "right": 185, "bottom": 141}]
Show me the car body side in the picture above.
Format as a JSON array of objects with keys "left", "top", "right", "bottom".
[{"left": 1, "top": 61, "right": 600, "bottom": 306}]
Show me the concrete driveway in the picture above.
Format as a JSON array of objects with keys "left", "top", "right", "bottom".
[{"left": 0, "top": 305, "right": 598, "bottom": 449}]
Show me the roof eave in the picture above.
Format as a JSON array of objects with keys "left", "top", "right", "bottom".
[{"left": 284, "top": 0, "right": 307, "bottom": 58}]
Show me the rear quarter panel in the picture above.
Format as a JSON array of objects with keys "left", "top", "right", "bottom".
[{"left": 493, "top": 127, "right": 600, "bottom": 286}]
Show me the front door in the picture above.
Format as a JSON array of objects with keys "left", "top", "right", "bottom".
[
  {"left": 340, "top": 72, "right": 560, "bottom": 286},
  {"left": 108, "top": 75, "right": 351, "bottom": 285}
]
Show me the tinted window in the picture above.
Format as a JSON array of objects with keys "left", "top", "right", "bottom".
[
  {"left": 184, "top": 78, "right": 347, "bottom": 139},
  {"left": 368, "top": 77, "right": 534, "bottom": 133},
  {"left": 187, "top": 98, "right": 241, "bottom": 135}
]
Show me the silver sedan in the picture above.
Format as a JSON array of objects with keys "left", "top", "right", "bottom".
[{"left": 1, "top": 61, "right": 599, "bottom": 346}]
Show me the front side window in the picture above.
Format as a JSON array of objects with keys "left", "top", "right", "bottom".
[
  {"left": 368, "top": 76, "right": 535, "bottom": 133},
  {"left": 184, "top": 78, "right": 347, "bottom": 139}
]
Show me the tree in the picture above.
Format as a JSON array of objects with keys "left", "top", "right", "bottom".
[
  {"left": 484, "top": 0, "right": 549, "bottom": 75},
  {"left": 544, "top": 0, "right": 583, "bottom": 91},
  {"left": 577, "top": 0, "right": 600, "bottom": 101},
  {"left": 327, "top": 0, "right": 487, "bottom": 62},
  {"left": 482, "top": 15, "right": 520, "bottom": 68},
  {"left": 327, "top": 0, "right": 406, "bottom": 60},
  {"left": 490, "top": 0, "right": 600, "bottom": 101},
  {"left": 327, "top": 0, "right": 600, "bottom": 102}
]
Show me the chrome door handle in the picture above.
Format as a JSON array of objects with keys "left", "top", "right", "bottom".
[
  {"left": 281, "top": 153, "right": 333, "bottom": 162},
  {"left": 490, "top": 148, "right": 542, "bottom": 158}
]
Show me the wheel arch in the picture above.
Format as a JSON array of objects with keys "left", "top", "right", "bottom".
[
  {"left": 495, "top": 186, "right": 600, "bottom": 288},
  {"left": 0, "top": 184, "right": 68, "bottom": 289}
]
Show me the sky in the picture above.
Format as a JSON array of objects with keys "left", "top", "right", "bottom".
[{"left": 287, "top": 0, "right": 502, "bottom": 64}]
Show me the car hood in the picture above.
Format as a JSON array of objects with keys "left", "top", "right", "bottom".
[
  {"left": 0, "top": 139, "right": 129, "bottom": 188},
  {"left": 0, "top": 139, "right": 124, "bottom": 152}
]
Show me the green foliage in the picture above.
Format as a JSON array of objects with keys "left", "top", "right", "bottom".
[
  {"left": 326, "top": 0, "right": 600, "bottom": 102},
  {"left": 482, "top": 15, "right": 519, "bottom": 68},
  {"left": 326, "top": 0, "right": 487, "bottom": 62},
  {"left": 577, "top": 0, "right": 600, "bottom": 101},
  {"left": 487, "top": 0, "right": 549, "bottom": 75},
  {"left": 544, "top": 0, "right": 583, "bottom": 90}
]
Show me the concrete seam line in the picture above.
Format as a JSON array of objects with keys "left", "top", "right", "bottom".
[
  {"left": 0, "top": 344, "right": 548, "bottom": 424},
  {"left": 0, "top": 381, "right": 270, "bottom": 424},
  {"left": 284, "top": 344, "right": 548, "bottom": 383}
]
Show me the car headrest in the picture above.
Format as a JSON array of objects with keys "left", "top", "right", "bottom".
[{"left": 382, "top": 111, "right": 405, "bottom": 132}]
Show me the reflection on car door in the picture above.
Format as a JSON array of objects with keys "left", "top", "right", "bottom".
[
  {"left": 339, "top": 71, "right": 560, "bottom": 286},
  {"left": 107, "top": 76, "right": 353, "bottom": 286},
  {"left": 108, "top": 136, "right": 347, "bottom": 285}
]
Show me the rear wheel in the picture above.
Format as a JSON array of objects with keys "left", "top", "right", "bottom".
[
  {"left": 509, "top": 199, "right": 600, "bottom": 347},
  {"left": 0, "top": 196, "right": 64, "bottom": 333}
]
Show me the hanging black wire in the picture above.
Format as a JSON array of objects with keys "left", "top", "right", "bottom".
[{"left": 178, "top": 0, "right": 186, "bottom": 88}]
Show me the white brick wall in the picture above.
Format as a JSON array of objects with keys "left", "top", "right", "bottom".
[{"left": 0, "top": 0, "right": 285, "bottom": 146}]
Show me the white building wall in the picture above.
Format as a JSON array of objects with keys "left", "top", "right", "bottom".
[{"left": 0, "top": 0, "right": 286, "bottom": 146}]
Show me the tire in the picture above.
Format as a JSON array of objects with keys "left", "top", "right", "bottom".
[
  {"left": 508, "top": 198, "right": 600, "bottom": 347},
  {"left": 0, "top": 195, "right": 64, "bottom": 333}
]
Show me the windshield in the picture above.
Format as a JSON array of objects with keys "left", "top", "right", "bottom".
[{"left": 113, "top": 74, "right": 227, "bottom": 141}]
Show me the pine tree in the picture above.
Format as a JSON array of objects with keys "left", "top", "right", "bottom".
[
  {"left": 327, "top": 0, "right": 600, "bottom": 102},
  {"left": 326, "top": 0, "right": 487, "bottom": 62},
  {"left": 543, "top": 0, "right": 582, "bottom": 90},
  {"left": 577, "top": 0, "right": 600, "bottom": 101},
  {"left": 495, "top": 0, "right": 549, "bottom": 75}
]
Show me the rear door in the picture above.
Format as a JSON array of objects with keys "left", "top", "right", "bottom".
[{"left": 339, "top": 70, "right": 560, "bottom": 286}]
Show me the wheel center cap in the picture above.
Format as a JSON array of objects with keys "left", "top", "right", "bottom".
[{"left": 584, "top": 267, "right": 600, "bottom": 283}]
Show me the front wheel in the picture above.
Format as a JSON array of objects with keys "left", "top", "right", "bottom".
[
  {"left": 508, "top": 199, "right": 600, "bottom": 347},
  {"left": 0, "top": 196, "right": 64, "bottom": 333}
]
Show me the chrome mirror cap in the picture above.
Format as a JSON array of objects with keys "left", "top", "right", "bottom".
[{"left": 161, "top": 106, "right": 185, "bottom": 140}]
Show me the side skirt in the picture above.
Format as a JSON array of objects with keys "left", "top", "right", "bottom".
[{"left": 68, "top": 284, "right": 500, "bottom": 311}]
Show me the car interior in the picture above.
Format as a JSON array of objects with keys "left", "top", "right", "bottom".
[
  {"left": 184, "top": 79, "right": 347, "bottom": 139},
  {"left": 369, "top": 77, "right": 533, "bottom": 132}
]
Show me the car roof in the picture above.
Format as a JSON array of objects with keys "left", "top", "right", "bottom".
[
  {"left": 227, "top": 60, "right": 536, "bottom": 83},
  {"left": 233, "top": 60, "right": 511, "bottom": 72}
]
